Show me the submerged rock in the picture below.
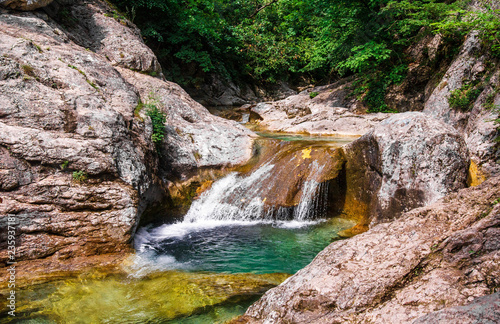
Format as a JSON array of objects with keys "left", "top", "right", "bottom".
[
  {"left": 342, "top": 112, "right": 469, "bottom": 226},
  {"left": 239, "top": 176, "right": 500, "bottom": 323},
  {"left": 4, "top": 270, "right": 289, "bottom": 323}
]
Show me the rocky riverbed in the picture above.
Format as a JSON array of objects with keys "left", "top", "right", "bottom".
[{"left": 1, "top": 0, "right": 499, "bottom": 323}]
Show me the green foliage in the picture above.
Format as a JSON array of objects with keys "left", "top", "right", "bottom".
[
  {"left": 448, "top": 81, "right": 484, "bottom": 111},
  {"left": 109, "top": 0, "right": 500, "bottom": 112},
  {"left": 145, "top": 103, "right": 167, "bottom": 147},
  {"left": 60, "top": 160, "right": 69, "bottom": 170},
  {"left": 433, "top": 1, "right": 500, "bottom": 57},
  {"left": 309, "top": 92, "right": 319, "bottom": 99},
  {"left": 72, "top": 170, "right": 88, "bottom": 182},
  {"left": 109, "top": 0, "right": 466, "bottom": 85}
]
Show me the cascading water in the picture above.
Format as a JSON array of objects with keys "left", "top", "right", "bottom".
[
  {"left": 133, "top": 136, "right": 355, "bottom": 275},
  {"left": 184, "top": 159, "right": 330, "bottom": 223},
  {"left": 12, "top": 133, "right": 357, "bottom": 324}
]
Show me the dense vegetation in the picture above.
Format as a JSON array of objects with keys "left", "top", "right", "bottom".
[{"left": 111, "top": 0, "right": 499, "bottom": 114}]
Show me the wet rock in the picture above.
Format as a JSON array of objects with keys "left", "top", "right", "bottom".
[
  {"left": 240, "top": 176, "right": 500, "bottom": 323},
  {"left": 0, "top": 0, "right": 254, "bottom": 268},
  {"left": 0, "top": 0, "right": 53, "bottom": 10},
  {"left": 342, "top": 112, "right": 470, "bottom": 225}
]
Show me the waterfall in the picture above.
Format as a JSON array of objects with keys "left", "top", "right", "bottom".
[{"left": 184, "top": 159, "right": 331, "bottom": 223}]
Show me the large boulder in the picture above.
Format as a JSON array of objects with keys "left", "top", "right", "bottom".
[
  {"left": 0, "top": 0, "right": 53, "bottom": 10},
  {"left": 117, "top": 68, "right": 256, "bottom": 181},
  {"left": 341, "top": 112, "right": 470, "bottom": 227},
  {"left": 0, "top": 0, "right": 254, "bottom": 272},
  {"left": 239, "top": 176, "right": 500, "bottom": 323}
]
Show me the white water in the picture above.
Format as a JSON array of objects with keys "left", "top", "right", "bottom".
[
  {"left": 135, "top": 159, "right": 332, "bottom": 251},
  {"left": 184, "top": 160, "right": 329, "bottom": 223}
]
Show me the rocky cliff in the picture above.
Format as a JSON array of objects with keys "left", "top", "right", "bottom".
[
  {"left": 236, "top": 29, "right": 500, "bottom": 323},
  {"left": 0, "top": 0, "right": 254, "bottom": 274}
]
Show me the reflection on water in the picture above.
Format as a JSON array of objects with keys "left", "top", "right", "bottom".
[{"left": 2, "top": 271, "right": 289, "bottom": 323}]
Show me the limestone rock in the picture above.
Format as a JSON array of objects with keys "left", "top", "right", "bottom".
[
  {"left": 343, "top": 112, "right": 470, "bottom": 225},
  {"left": 240, "top": 176, "right": 500, "bottom": 323},
  {"left": 0, "top": 0, "right": 53, "bottom": 10}
]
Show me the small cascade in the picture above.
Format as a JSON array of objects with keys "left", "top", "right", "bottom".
[
  {"left": 184, "top": 142, "right": 342, "bottom": 223},
  {"left": 133, "top": 135, "right": 355, "bottom": 276}
]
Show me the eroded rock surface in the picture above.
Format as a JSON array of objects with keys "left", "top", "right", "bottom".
[
  {"left": 423, "top": 32, "right": 500, "bottom": 179},
  {"left": 117, "top": 68, "right": 256, "bottom": 181},
  {"left": 0, "top": 0, "right": 254, "bottom": 270},
  {"left": 413, "top": 292, "right": 500, "bottom": 324},
  {"left": 251, "top": 91, "right": 389, "bottom": 136},
  {"left": 239, "top": 176, "right": 500, "bottom": 323},
  {"left": 342, "top": 112, "right": 469, "bottom": 226}
]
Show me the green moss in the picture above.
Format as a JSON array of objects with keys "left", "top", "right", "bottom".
[
  {"left": 449, "top": 80, "right": 484, "bottom": 112},
  {"left": 60, "top": 161, "right": 69, "bottom": 170},
  {"left": 21, "top": 64, "right": 35, "bottom": 76},
  {"left": 68, "top": 64, "right": 99, "bottom": 90},
  {"left": 134, "top": 100, "right": 145, "bottom": 120}
]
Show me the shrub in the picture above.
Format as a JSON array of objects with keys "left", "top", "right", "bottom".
[
  {"left": 72, "top": 170, "right": 88, "bottom": 182},
  {"left": 60, "top": 161, "right": 69, "bottom": 170},
  {"left": 146, "top": 104, "right": 167, "bottom": 146},
  {"left": 309, "top": 92, "right": 319, "bottom": 99},
  {"left": 448, "top": 83, "right": 483, "bottom": 112}
]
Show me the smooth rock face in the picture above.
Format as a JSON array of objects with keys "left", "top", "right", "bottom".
[
  {"left": 240, "top": 176, "right": 500, "bottom": 323},
  {"left": 343, "top": 112, "right": 470, "bottom": 225},
  {"left": 51, "top": 0, "right": 163, "bottom": 76},
  {"left": 0, "top": 0, "right": 254, "bottom": 267},
  {"left": 0, "top": 0, "right": 53, "bottom": 10},
  {"left": 117, "top": 68, "right": 256, "bottom": 180},
  {"left": 413, "top": 292, "right": 500, "bottom": 324}
]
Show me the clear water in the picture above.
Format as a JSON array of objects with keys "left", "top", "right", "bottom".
[
  {"left": 255, "top": 130, "right": 359, "bottom": 143},
  {"left": 2, "top": 130, "right": 357, "bottom": 324},
  {"left": 133, "top": 218, "right": 355, "bottom": 275}
]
